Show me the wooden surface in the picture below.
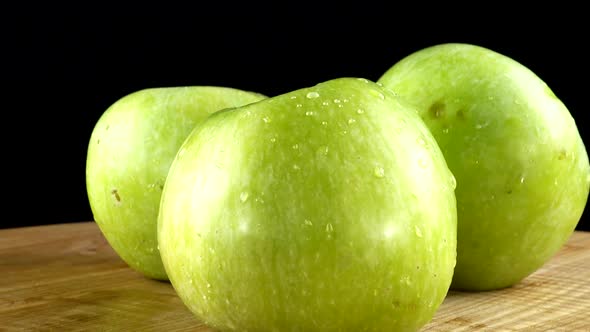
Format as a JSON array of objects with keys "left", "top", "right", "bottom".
[{"left": 1, "top": 222, "right": 588, "bottom": 332}]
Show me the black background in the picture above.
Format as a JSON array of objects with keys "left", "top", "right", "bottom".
[{"left": 5, "top": 9, "right": 589, "bottom": 231}]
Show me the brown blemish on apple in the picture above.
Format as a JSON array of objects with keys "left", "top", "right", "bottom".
[
  {"left": 429, "top": 101, "right": 446, "bottom": 118},
  {"left": 111, "top": 189, "right": 121, "bottom": 202},
  {"left": 456, "top": 109, "right": 466, "bottom": 120}
]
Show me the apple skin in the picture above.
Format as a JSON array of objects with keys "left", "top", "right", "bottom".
[
  {"left": 86, "top": 86, "right": 265, "bottom": 280},
  {"left": 378, "top": 43, "right": 590, "bottom": 291},
  {"left": 158, "top": 78, "right": 457, "bottom": 331}
]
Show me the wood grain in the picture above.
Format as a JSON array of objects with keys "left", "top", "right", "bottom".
[{"left": 1, "top": 222, "right": 588, "bottom": 331}]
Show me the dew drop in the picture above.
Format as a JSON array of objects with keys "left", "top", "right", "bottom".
[
  {"left": 475, "top": 124, "right": 483, "bottom": 129},
  {"left": 343, "top": 98, "right": 350, "bottom": 103},
  {"left": 333, "top": 99, "right": 342, "bottom": 104},
  {"left": 519, "top": 176, "right": 525, "bottom": 184},
  {"left": 442, "top": 128, "right": 449, "bottom": 134},
  {"left": 306, "top": 91, "right": 320, "bottom": 99},
  {"left": 240, "top": 192, "right": 249, "bottom": 203},
  {"left": 290, "top": 95, "right": 297, "bottom": 99},
  {"left": 401, "top": 275, "right": 412, "bottom": 285},
  {"left": 296, "top": 104, "right": 303, "bottom": 108},
  {"left": 414, "top": 225, "right": 423, "bottom": 238},
  {"left": 373, "top": 166, "right": 385, "bottom": 178},
  {"left": 292, "top": 164, "right": 301, "bottom": 171},
  {"left": 292, "top": 143, "right": 299, "bottom": 150},
  {"left": 262, "top": 117, "right": 271, "bottom": 123},
  {"left": 357, "top": 109, "right": 364, "bottom": 114},
  {"left": 450, "top": 174, "right": 457, "bottom": 190},
  {"left": 321, "top": 121, "right": 328, "bottom": 126},
  {"left": 305, "top": 111, "right": 314, "bottom": 116},
  {"left": 270, "top": 137, "right": 276, "bottom": 143},
  {"left": 322, "top": 101, "right": 330, "bottom": 106},
  {"left": 325, "top": 223, "right": 334, "bottom": 233},
  {"left": 348, "top": 118, "right": 356, "bottom": 124},
  {"left": 357, "top": 78, "right": 370, "bottom": 83},
  {"left": 418, "top": 159, "right": 428, "bottom": 168},
  {"left": 319, "top": 146, "right": 329, "bottom": 155},
  {"left": 304, "top": 219, "right": 313, "bottom": 226}
]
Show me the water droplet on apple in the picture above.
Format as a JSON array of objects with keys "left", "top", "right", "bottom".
[
  {"left": 270, "top": 137, "right": 276, "bottom": 143},
  {"left": 370, "top": 89, "right": 385, "bottom": 100},
  {"left": 326, "top": 223, "right": 334, "bottom": 233},
  {"left": 322, "top": 101, "right": 330, "bottom": 106},
  {"left": 414, "top": 225, "right": 423, "bottom": 238},
  {"left": 262, "top": 117, "right": 271, "bottom": 123},
  {"left": 240, "top": 192, "right": 249, "bottom": 203},
  {"left": 292, "top": 143, "right": 299, "bottom": 150},
  {"left": 519, "top": 176, "right": 525, "bottom": 184},
  {"left": 304, "top": 219, "right": 313, "bottom": 226},
  {"left": 333, "top": 99, "right": 341, "bottom": 104},
  {"left": 357, "top": 109, "right": 364, "bottom": 114},
  {"left": 321, "top": 121, "right": 328, "bottom": 126},
  {"left": 475, "top": 124, "right": 483, "bottom": 129},
  {"left": 401, "top": 275, "right": 412, "bottom": 285},
  {"left": 348, "top": 118, "right": 356, "bottom": 124},
  {"left": 356, "top": 78, "right": 370, "bottom": 83},
  {"left": 343, "top": 98, "right": 350, "bottom": 103},
  {"left": 376, "top": 82, "right": 384, "bottom": 87},
  {"left": 418, "top": 158, "right": 428, "bottom": 168},
  {"left": 442, "top": 128, "right": 450, "bottom": 134},
  {"left": 290, "top": 95, "right": 297, "bottom": 99},
  {"left": 292, "top": 164, "right": 301, "bottom": 171},
  {"left": 305, "top": 111, "right": 314, "bottom": 116},
  {"left": 296, "top": 104, "right": 303, "bottom": 108},
  {"left": 450, "top": 174, "right": 457, "bottom": 190},
  {"left": 338, "top": 104, "right": 344, "bottom": 108},
  {"left": 306, "top": 91, "right": 320, "bottom": 99},
  {"left": 373, "top": 166, "right": 385, "bottom": 178}
]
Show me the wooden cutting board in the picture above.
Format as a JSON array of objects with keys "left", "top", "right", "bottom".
[{"left": 1, "top": 222, "right": 588, "bottom": 331}]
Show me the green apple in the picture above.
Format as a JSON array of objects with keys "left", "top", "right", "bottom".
[
  {"left": 378, "top": 43, "right": 590, "bottom": 291},
  {"left": 158, "top": 78, "right": 457, "bottom": 331},
  {"left": 86, "top": 86, "right": 265, "bottom": 280}
]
